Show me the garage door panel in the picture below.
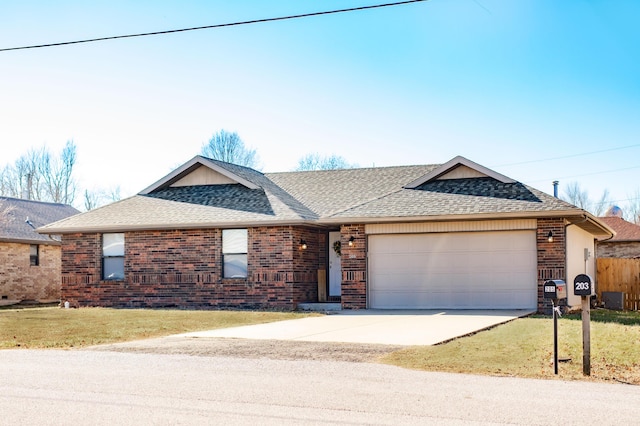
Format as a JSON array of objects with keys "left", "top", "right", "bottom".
[{"left": 369, "top": 231, "right": 537, "bottom": 309}]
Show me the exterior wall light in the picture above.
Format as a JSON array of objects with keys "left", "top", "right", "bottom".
[
  {"left": 300, "top": 240, "right": 307, "bottom": 250},
  {"left": 348, "top": 236, "right": 355, "bottom": 247},
  {"left": 547, "top": 231, "right": 554, "bottom": 243}
]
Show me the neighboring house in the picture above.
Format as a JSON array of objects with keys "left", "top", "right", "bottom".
[
  {"left": 38, "top": 155, "right": 612, "bottom": 312},
  {"left": 0, "top": 197, "right": 79, "bottom": 305},
  {"left": 597, "top": 215, "right": 640, "bottom": 258}
]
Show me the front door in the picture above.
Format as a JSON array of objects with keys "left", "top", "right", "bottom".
[{"left": 328, "top": 232, "right": 342, "bottom": 297}]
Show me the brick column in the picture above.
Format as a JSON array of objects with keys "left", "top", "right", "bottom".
[
  {"left": 340, "top": 224, "right": 367, "bottom": 309},
  {"left": 537, "top": 218, "right": 566, "bottom": 313}
]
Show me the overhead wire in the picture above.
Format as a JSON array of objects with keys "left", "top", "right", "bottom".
[
  {"left": 492, "top": 143, "right": 640, "bottom": 168},
  {"left": 0, "top": 0, "right": 429, "bottom": 52},
  {"left": 498, "top": 144, "right": 640, "bottom": 202}
]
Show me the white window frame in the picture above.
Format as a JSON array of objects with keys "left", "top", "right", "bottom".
[
  {"left": 222, "top": 229, "right": 248, "bottom": 279},
  {"left": 102, "top": 233, "right": 125, "bottom": 281}
]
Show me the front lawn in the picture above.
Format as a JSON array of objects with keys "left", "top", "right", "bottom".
[
  {"left": 381, "top": 309, "right": 640, "bottom": 384},
  {"left": 0, "top": 306, "right": 311, "bottom": 349}
]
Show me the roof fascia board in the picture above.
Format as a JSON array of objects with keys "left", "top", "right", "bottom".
[
  {"left": 37, "top": 211, "right": 614, "bottom": 238},
  {"left": 570, "top": 211, "right": 615, "bottom": 238},
  {"left": 404, "top": 155, "right": 515, "bottom": 189},
  {"left": 139, "top": 156, "right": 260, "bottom": 194},
  {"left": 36, "top": 220, "right": 326, "bottom": 234},
  {"left": 0, "top": 237, "right": 61, "bottom": 245},
  {"left": 321, "top": 210, "right": 614, "bottom": 238},
  {"left": 319, "top": 210, "right": 591, "bottom": 225}
]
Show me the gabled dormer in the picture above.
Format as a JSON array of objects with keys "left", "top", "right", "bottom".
[
  {"left": 404, "top": 155, "right": 515, "bottom": 189},
  {"left": 139, "top": 156, "right": 260, "bottom": 194}
]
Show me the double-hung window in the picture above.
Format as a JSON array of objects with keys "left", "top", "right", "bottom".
[
  {"left": 29, "top": 245, "right": 39, "bottom": 266},
  {"left": 222, "top": 229, "right": 248, "bottom": 278},
  {"left": 102, "top": 233, "right": 125, "bottom": 280}
]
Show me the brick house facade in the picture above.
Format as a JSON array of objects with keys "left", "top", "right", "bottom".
[
  {"left": 0, "top": 197, "right": 78, "bottom": 305},
  {"left": 41, "top": 156, "right": 612, "bottom": 312},
  {"left": 59, "top": 218, "right": 574, "bottom": 312},
  {"left": 0, "top": 242, "right": 61, "bottom": 303},
  {"left": 61, "top": 226, "right": 323, "bottom": 310}
]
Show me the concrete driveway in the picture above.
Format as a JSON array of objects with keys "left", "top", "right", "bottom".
[{"left": 181, "top": 309, "right": 534, "bottom": 346}]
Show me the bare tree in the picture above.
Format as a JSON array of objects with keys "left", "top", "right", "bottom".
[
  {"left": 41, "top": 140, "right": 77, "bottom": 204},
  {"left": 2, "top": 146, "right": 47, "bottom": 200},
  {"left": 295, "top": 153, "right": 357, "bottom": 171},
  {"left": 592, "top": 189, "right": 612, "bottom": 217},
  {"left": 201, "top": 130, "right": 259, "bottom": 168},
  {"left": 0, "top": 141, "right": 77, "bottom": 204},
  {"left": 561, "top": 181, "right": 591, "bottom": 211},
  {"left": 83, "top": 189, "right": 99, "bottom": 212},
  {"left": 625, "top": 188, "right": 640, "bottom": 224},
  {"left": 83, "top": 185, "right": 122, "bottom": 211}
]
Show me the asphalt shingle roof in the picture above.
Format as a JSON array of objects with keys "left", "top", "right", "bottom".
[
  {"left": 598, "top": 216, "right": 640, "bottom": 241},
  {"left": 330, "top": 178, "right": 578, "bottom": 219},
  {"left": 265, "top": 164, "right": 439, "bottom": 217},
  {"left": 37, "top": 157, "right": 589, "bottom": 233},
  {"left": 0, "top": 197, "right": 79, "bottom": 243}
]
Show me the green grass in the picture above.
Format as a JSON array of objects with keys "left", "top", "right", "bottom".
[
  {"left": 3, "top": 306, "right": 639, "bottom": 384},
  {"left": 381, "top": 310, "right": 640, "bottom": 384},
  {"left": 0, "top": 306, "right": 312, "bottom": 349}
]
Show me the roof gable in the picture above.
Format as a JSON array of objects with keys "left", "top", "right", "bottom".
[
  {"left": 404, "top": 155, "right": 515, "bottom": 189},
  {"left": 139, "top": 156, "right": 260, "bottom": 194}
]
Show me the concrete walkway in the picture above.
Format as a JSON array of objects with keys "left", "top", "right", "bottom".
[{"left": 180, "top": 309, "right": 534, "bottom": 346}]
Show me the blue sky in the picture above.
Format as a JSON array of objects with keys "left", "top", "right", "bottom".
[{"left": 1, "top": 0, "right": 639, "bottom": 212}]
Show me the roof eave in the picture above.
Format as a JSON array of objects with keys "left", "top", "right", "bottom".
[
  {"left": 319, "top": 210, "right": 615, "bottom": 237},
  {"left": 0, "top": 236, "right": 61, "bottom": 245},
  {"left": 566, "top": 211, "right": 615, "bottom": 238},
  {"left": 36, "top": 219, "right": 326, "bottom": 234}
]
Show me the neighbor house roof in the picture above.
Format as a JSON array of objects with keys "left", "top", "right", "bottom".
[
  {"left": 598, "top": 216, "right": 640, "bottom": 242},
  {"left": 37, "top": 155, "right": 613, "bottom": 237},
  {"left": 0, "top": 197, "right": 79, "bottom": 244}
]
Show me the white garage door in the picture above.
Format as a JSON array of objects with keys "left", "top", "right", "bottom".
[{"left": 369, "top": 231, "right": 537, "bottom": 309}]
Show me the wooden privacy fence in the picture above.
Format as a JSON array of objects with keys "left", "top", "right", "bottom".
[{"left": 596, "top": 258, "right": 640, "bottom": 311}]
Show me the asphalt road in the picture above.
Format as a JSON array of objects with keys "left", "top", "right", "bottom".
[{"left": 1, "top": 349, "right": 638, "bottom": 425}]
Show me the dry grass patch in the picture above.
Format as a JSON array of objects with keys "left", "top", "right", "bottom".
[
  {"left": 0, "top": 307, "right": 312, "bottom": 349},
  {"left": 382, "top": 312, "right": 640, "bottom": 384}
]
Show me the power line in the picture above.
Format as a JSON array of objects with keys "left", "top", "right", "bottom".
[
  {"left": 492, "top": 143, "right": 640, "bottom": 168},
  {"left": 0, "top": 0, "right": 428, "bottom": 52},
  {"left": 525, "top": 164, "right": 640, "bottom": 184}
]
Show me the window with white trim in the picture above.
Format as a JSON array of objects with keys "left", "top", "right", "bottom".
[
  {"left": 102, "top": 233, "right": 125, "bottom": 280},
  {"left": 222, "top": 229, "right": 248, "bottom": 278}
]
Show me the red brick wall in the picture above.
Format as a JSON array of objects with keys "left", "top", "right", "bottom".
[
  {"left": 290, "top": 227, "right": 322, "bottom": 305},
  {"left": 537, "top": 218, "right": 566, "bottom": 312},
  {"left": 340, "top": 224, "right": 367, "bottom": 309},
  {"left": 61, "top": 227, "right": 322, "bottom": 310},
  {"left": 0, "top": 242, "right": 61, "bottom": 303}
]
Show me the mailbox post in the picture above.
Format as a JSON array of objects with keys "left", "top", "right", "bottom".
[
  {"left": 574, "top": 274, "right": 594, "bottom": 376},
  {"left": 543, "top": 280, "right": 566, "bottom": 375}
]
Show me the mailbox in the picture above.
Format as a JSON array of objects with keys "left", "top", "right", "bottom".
[
  {"left": 543, "top": 279, "right": 567, "bottom": 300},
  {"left": 573, "top": 274, "right": 595, "bottom": 296}
]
